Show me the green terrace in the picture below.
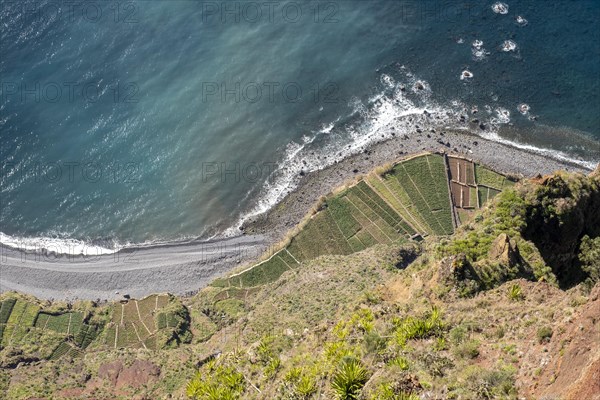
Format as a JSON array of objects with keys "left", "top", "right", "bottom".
[
  {"left": 213, "top": 152, "right": 516, "bottom": 290},
  {"left": 104, "top": 294, "right": 188, "bottom": 350},
  {"left": 0, "top": 297, "right": 101, "bottom": 360},
  {"left": 0, "top": 293, "right": 190, "bottom": 358}
]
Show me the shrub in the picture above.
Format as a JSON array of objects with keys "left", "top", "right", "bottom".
[
  {"left": 433, "top": 337, "right": 447, "bottom": 351},
  {"left": 282, "top": 367, "right": 318, "bottom": 399},
  {"left": 453, "top": 340, "right": 480, "bottom": 359},
  {"left": 459, "top": 365, "right": 517, "bottom": 399},
  {"left": 507, "top": 284, "right": 523, "bottom": 301},
  {"left": 449, "top": 325, "right": 467, "bottom": 345},
  {"left": 364, "top": 331, "right": 386, "bottom": 354},
  {"left": 387, "top": 357, "right": 410, "bottom": 370},
  {"left": 393, "top": 306, "right": 444, "bottom": 346},
  {"left": 370, "top": 383, "right": 419, "bottom": 400},
  {"left": 537, "top": 326, "right": 553, "bottom": 344},
  {"left": 331, "top": 357, "right": 369, "bottom": 400},
  {"left": 186, "top": 360, "right": 245, "bottom": 400},
  {"left": 579, "top": 235, "right": 600, "bottom": 282}
]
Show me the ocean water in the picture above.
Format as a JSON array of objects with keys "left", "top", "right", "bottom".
[{"left": 1, "top": 0, "right": 599, "bottom": 254}]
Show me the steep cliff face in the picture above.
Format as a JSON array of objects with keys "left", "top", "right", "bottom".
[
  {"left": 440, "top": 168, "right": 600, "bottom": 293},
  {"left": 522, "top": 171, "right": 600, "bottom": 287},
  {"left": 529, "top": 285, "right": 600, "bottom": 400}
]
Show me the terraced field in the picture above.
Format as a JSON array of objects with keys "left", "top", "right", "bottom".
[
  {"left": 215, "top": 153, "right": 521, "bottom": 290},
  {"left": 0, "top": 299, "right": 40, "bottom": 348},
  {"left": 474, "top": 163, "right": 514, "bottom": 190},
  {"left": 35, "top": 311, "right": 84, "bottom": 335},
  {"left": 214, "top": 153, "right": 517, "bottom": 290},
  {"left": 103, "top": 294, "right": 184, "bottom": 350},
  {"left": 384, "top": 154, "right": 454, "bottom": 236},
  {"left": 0, "top": 296, "right": 102, "bottom": 360}
]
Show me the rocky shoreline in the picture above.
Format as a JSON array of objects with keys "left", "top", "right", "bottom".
[{"left": 241, "top": 128, "right": 592, "bottom": 241}]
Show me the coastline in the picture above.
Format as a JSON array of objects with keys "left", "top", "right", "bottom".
[
  {"left": 1, "top": 129, "right": 595, "bottom": 301},
  {"left": 241, "top": 128, "right": 594, "bottom": 241},
  {"left": 0, "top": 235, "right": 267, "bottom": 301}
]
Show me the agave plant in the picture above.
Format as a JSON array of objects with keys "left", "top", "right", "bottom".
[
  {"left": 331, "top": 357, "right": 370, "bottom": 400},
  {"left": 186, "top": 363, "right": 244, "bottom": 400},
  {"left": 508, "top": 284, "right": 523, "bottom": 301}
]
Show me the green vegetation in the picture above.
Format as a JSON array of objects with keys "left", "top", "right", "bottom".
[
  {"left": 393, "top": 306, "right": 444, "bottom": 346},
  {"left": 474, "top": 164, "right": 514, "bottom": 190},
  {"left": 217, "top": 153, "right": 513, "bottom": 292},
  {"left": 386, "top": 155, "right": 454, "bottom": 235},
  {"left": 2, "top": 160, "right": 597, "bottom": 400},
  {"left": 507, "top": 284, "right": 524, "bottom": 301},
  {"left": 457, "top": 365, "right": 517, "bottom": 399},
  {"left": 536, "top": 326, "right": 553, "bottom": 344},
  {"left": 0, "top": 299, "right": 39, "bottom": 348},
  {"left": 105, "top": 294, "right": 190, "bottom": 350},
  {"left": 186, "top": 358, "right": 245, "bottom": 400},
  {"left": 331, "top": 357, "right": 370, "bottom": 400},
  {"left": 35, "top": 312, "right": 84, "bottom": 335},
  {"left": 579, "top": 235, "right": 600, "bottom": 283}
]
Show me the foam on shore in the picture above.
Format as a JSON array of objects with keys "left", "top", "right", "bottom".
[
  {"left": 0, "top": 232, "right": 121, "bottom": 255},
  {"left": 228, "top": 69, "right": 598, "bottom": 235}
]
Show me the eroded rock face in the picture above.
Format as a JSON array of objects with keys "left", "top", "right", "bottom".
[
  {"left": 97, "top": 360, "right": 123, "bottom": 386},
  {"left": 523, "top": 172, "right": 600, "bottom": 287},
  {"left": 530, "top": 285, "right": 600, "bottom": 400},
  {"left": 437, "top": 254, "right": 482, "bottom": 296},
  {"left": 94, "top": 359, "right": 160, "bottom": 391},
  {"left": 488, "top": 233, "right": 521, "bottom": 269},
  {"left": 115, "top": 360, "right": 160, "bottom": 389}
]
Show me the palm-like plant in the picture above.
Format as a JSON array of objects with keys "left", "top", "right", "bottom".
[
  {"left": 186, "top": 364, "right": 244, "bottom": 400},
  {"left": 508, "top": 284, "right": 523, "bottom": 301},
  {"left": 331, "top": 357, "right": 369, "bottom": 400}
]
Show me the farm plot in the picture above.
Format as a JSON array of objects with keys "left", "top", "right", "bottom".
[
  {"left": 1, "top": 300, "right": 39, "bottom": 347},
  {"left": 105, "top": 294, "right": 180, "bottom": 350},
  {"left": 237, "top": 252, "right": 291, "bottom": 288},
  {"left": 450, "top": 182, "right": 477, "bottom": 209},
  {"left": 474, "top": 164, "right": 513, "bottom": 190},
  {"left": 448, "top": 156, "right": 476, "bottom": 185},
  {"left": 73, "top": 324, "right": 101, "bottom": 349},
  {"left": 212, "top": 152, "right": 516, "bottom": 292},
  {"left": 344, "top": 192, "right": 396, "bottom": 244},
  {"left": 229, "top": 204, "right": 357, "bottom": 288},
  {"left": 0, "top": 299, "right": 16, "bottom": 344},
  {"left": 0, "top": 299, "right": 16, "bottom": 324},
  {"left": 478, "top": 186, "right": 502, "bottom": 206},
  {"left": 222, "top": 177, "right": 421, "bottom": 289},
  {"left": 0, "top": 297, "right": 104, "bottom": 360},
  {"left": 450, "top": 182, "right": 467, "bottom": 209},
  {"left": 379, "top": 172, "right": 432, "bottom": 235},
  {"left": 327, "top": 196, "right": 362, "bottom": 239},
  {"left": 35, "top": 312, "right": 83, "bottom": 336},
  {"left": 390, "top": 154, "right": 454, "bottom": 235},
  {"left": 470, "top": 186, "right": 478, "bottom": 208}
]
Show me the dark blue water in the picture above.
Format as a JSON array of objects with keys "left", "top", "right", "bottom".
[{"left": 1, "top": 0, "right": 599, "bottom": 253}]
